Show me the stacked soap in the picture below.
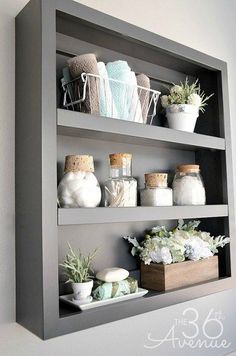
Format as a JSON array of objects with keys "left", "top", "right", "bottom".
[{"left": 93, "top": 268, "right": 138, "bottom": 301}]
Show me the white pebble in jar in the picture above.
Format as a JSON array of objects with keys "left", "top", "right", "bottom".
[
  {"left": 172, "top": 164, "right": 206, "bottom": 206},
  {"left": 141, "top": 187, "right": 173, "bottom": 206},
  {"left": 140, "top": 173, "right": 173, "bottom": 207}
]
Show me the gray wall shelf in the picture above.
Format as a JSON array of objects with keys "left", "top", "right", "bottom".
[
  {"left": 57, "top": 109, "right": 226, "bottom": 151},
  {"left": 58, "top": 205, "right": 228, "bottom": 225},
  {"left": 16, "top": 0, "right": 235, "bottom": 339}
]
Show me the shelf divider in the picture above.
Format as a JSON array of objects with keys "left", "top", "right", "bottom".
[
  {"left": 57, "top": 109, "right": 225, "bottom": 151},
  {"left": 58, "top": 205, "right": 228, "bottom": 225}
]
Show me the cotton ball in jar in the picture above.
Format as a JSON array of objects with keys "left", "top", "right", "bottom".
[
  {"left": 57, "top": 155, "right": 102, "bottom": 208},
  {"left": 58, "top": 171, "right": 101, "bottom": 208}
]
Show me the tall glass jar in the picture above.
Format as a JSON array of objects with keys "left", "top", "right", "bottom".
[
  {"left": 140, "top": 173, "right": 173, "bottom": 206},
  {"left": 104, "top": 153, "right": 137, "bottom": 207},
  {"left": 57, "top": 155, "right": 101, "bottom": 208},
  {"left": 172, "top": 164, "right": 206, "bottom": 205}
]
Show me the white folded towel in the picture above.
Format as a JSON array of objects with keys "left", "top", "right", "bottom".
[{"left": 97, "top": 62, "right": 118, "bottom": 118}]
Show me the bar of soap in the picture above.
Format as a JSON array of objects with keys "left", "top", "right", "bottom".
[{"left": 96, "top": 268, "right": 129, "bottom": 282}]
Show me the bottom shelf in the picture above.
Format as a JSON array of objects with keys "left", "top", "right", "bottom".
[{"left": 59, "top": 276, "right": 231, "bottom": 320}]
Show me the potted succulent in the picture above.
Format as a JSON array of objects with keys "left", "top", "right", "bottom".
[
  {"left": 161, "top": 78, "right": 213, "bottom": 132},
  {"left": 60, "top": 244, "right": 98, "bottom": 303},
  {"left": 124, "top": 220, "right": 229, "bottom": 291}
]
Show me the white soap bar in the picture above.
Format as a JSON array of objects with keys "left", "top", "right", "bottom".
[{"left": 96, "top": 267, "right": 129, "bottom": 282}]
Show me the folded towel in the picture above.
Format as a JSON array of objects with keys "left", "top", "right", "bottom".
[
  {"left": 97, "top": 62, "right": 118, "bottom": 118},
  {"left": 128, "top": 71, "right": 143, "bottom": 123},
  {"left": 136, "top": 73, "right": 151, "bottom": 124},
  {"left": 67, "top": 53, "right": 100, "bottom": 115},
  {"left": 92, "top": 277, "right": 138, "bottom": 301},
  {"left": 106, "top": 60, "right": 143, "bottom": 122},
  {"left": 106, "top": 60, "right": 130, "bottom": 120}
]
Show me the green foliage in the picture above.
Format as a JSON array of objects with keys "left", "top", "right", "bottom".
[
  {"left": 60, "top": 243, "right": 98, "bottom": 283},
  {"left": 123, "top": 220, "right": 230, "bottom": 265},
  {"left": 161, "top": 78, "right": 214, "bottom": 113}
]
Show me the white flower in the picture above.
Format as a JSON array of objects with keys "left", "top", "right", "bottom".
[
  {"left": 185, "top": 236, "right": 213, "bottom": 261},
  {"left": 170, "top": 85, "right": 183, "bottom": 95},
  {"left": 187, "top": 93, "right": 202, "bottom": 107},
  {"left": 148, "top": 247, "right": 172, "bottom": 264},
  {"left": 161, "top": 95, "right": 169, "bottom": 108},
  {"left": 149, "top": 249, "right": 162, "bottom": 264},
  {"left": 161, "top": 247, "right": 172, "bottom": 264}
]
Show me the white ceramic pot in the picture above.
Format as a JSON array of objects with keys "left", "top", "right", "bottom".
[
  {"left": 71, "top": 280, "right": 93, "bottom": 300},
  {"left": 166, "top": 104, "right": 199, "bottom": 133}
]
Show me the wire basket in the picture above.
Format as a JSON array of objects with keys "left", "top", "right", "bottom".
[{"left": 61, "top": 72, "right": 161, "bottom": 125}]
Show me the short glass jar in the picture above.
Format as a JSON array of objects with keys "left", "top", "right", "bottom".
[
  {"left": 104, "top": 153, "right": 137, "bottom": 207},
  {"left": 140, "top": 173, "right": 173, "bottom": 206},
  {"left": 172, "top": 164, "right": 206, "bottom": 205},
  {"left": 57, "top": 154, "right": 101, "bottom": 208}
]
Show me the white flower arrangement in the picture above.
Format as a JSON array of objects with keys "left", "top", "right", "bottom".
[
  {"left": 160, "top": 78, "right": 213, "bottom": 113},
  {"left": 123, "top": 220, "right": 229, "bottom": 265}
]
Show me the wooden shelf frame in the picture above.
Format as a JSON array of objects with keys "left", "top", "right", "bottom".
[{"left": 16, "top": 0, "right": 236, "bottom": 339}]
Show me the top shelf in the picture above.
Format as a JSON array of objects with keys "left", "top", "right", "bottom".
[{"left": 57, "top": 109, "right": 225, "bottom": 151}]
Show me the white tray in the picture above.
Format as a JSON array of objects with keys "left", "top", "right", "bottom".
[{"left": 59, "top": 288, "right": 148, "bottom": 311}]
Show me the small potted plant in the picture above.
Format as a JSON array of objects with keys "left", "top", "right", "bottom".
[
  {"left": 124, "top": 220, "right": 229, "bottom": 291},
  {"left": 161, "top": 78, "right": 213, "bottom": 132},
  {"left": 60, "top": 244, "right": 98, "bottom": 303}
]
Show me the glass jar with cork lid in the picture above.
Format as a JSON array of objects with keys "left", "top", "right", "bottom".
[
  {"left": 172, "top": 164, "right": 206, "bottom": 205},
  {"left": 140, "top": 173, "right": 173, "bottom": 206},
  {"left": 57, "top": 154, "right": 101, "bottom": 208},
  {"left": 104, "top": 153, "right": 137, "bottom": 207}
]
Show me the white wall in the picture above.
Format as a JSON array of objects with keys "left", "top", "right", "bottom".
[{"left": 1, "top": 0, "right": 236, "bottom": 355}]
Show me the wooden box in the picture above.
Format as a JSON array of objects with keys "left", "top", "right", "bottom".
[{"left": 141, "top": 256, "right": 219, "bottom": 291}]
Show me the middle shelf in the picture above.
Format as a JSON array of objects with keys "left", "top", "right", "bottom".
[
  {"left": 58, "top": 205, "right": 228, "bottom": 225},
  {"left": 57, "top": 109, "right": 225, "bottom": 151}
]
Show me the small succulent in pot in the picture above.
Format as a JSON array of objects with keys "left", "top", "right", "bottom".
[
  {"left": 161, "top": 78, "right": 214, "bottom": 132},
  {"left": 60, "top": 243, "right": 98, "bottom": 302}
]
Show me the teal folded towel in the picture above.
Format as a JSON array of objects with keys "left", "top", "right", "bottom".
[{"left": 106, "top": 60, "right": 143, "bottom": 122}]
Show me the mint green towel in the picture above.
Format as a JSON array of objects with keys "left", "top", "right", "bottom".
[
  {"left": 106, "top": 60, "right": 142, "bottom": 123},
  {"left": 92, "top": 277, "right": 138, "bottom": 300}
]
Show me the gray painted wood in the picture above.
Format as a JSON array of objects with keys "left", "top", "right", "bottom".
[
  {"left": 57, "top": 109, "right": 226, "bottom": 151},
  {"left": 15, "top": 0, "right": 235, "bottom": 339},
  {"left": 56, "top": 276, "right": 233, "bottom": 339},
  {"left": 55, "top": 3, "right": 225, "bottom": 72},
  {"left": 58, "top": 205, "right": 228, "bottom": 225},
  {"left": 56, "top": 33, "right": 194, "bottom": 85},
  {"left": 16, "top": 0, "right": 44, "bottom": 338}
]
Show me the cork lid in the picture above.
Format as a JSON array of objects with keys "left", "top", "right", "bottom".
[
  {"left": 177, "top": 164, "right": 200, "bottom": 173},
  {"left": 145, "top": 173, "right": 168, "bottom": 187},
  {"left": 64, "top": 155, "right": 94, "bottom": 173},
  {"left": 109, "top": 153, "right": 132, "bottom": 167}
]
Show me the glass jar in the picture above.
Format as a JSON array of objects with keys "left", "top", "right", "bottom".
[
  {"left": 172, "top": 164, "right": 206, "bottom": 205},
  {"left": 104, "top": 153, "right": 137, "bottom": 207},
  {"left": 57, "top": 155, "right": 101, "bottom": 208},
  {"left": 140, "top": 173, "right": 173, "bottom": 206}
]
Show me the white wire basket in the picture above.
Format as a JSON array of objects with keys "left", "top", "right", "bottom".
[{"left": 61, "top": 72, "right": 161, "bottom": 125}]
